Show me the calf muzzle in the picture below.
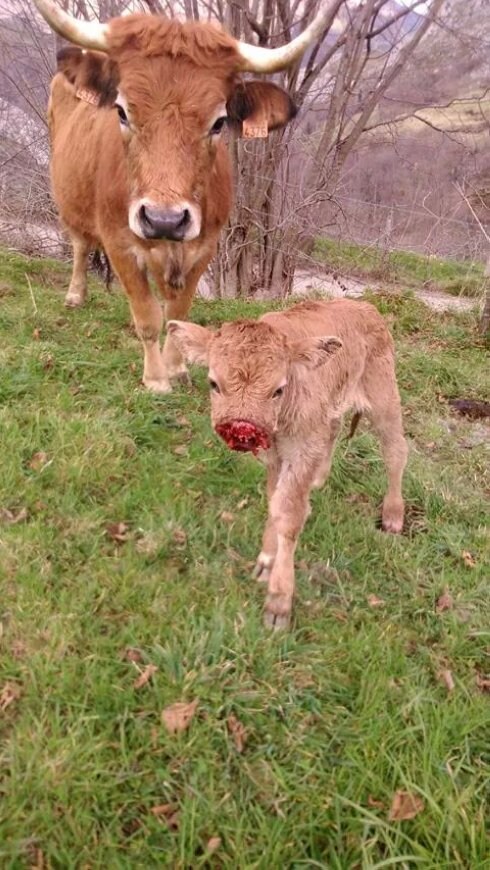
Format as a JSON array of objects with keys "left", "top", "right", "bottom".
[{"left": 215, "top": 420, "right": 270, "bottom": 454}]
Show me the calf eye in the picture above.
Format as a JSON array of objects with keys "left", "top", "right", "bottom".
[
  {"left": 273, "top": 386, "right": 285, "bottom": 398},
  {"left": 209, "top": 116, "right": 227, "bottom": 136},
  {"left": 115, "top": 103, "right": 129, "bottom": 126},
  {"left": 209, "top": 378, "right": 220, "bottom": 393}
]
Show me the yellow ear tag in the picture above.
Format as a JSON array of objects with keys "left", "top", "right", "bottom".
[
  {"left": 242, "top": 117, "right": 269, "bottom": 139},
  {"left": 76, "top": 88, "right": 100, "bottom": 107}
]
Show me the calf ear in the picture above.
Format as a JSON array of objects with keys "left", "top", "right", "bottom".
[
  {"left": 290, "top": 336, "right": 342, "bottom": 369},
  {"left": 227, "top": 81, "right": 297, "bottom": 134},
  {"left": 167, "top": 321, "right": 213, "bottom": 366}
]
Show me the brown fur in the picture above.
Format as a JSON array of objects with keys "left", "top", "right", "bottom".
[
  {"left": 168, "top": 299, "right": 408, "bottom": 629},
  {"left": 47, "top": 13, "right": 296, "bottom": 392}
]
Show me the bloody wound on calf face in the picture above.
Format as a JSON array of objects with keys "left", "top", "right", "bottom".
[{"left": 215, "top": 420, "right": 270, "bottom": 454}]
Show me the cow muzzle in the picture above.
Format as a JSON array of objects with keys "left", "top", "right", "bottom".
[
  {"left": 129, "top": 200, "right": 201, "bottom": 242},
  {"left": 215, "top": 420, "right": 271, "bottom": 455}
]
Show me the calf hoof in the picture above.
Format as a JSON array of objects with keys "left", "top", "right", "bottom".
[
  {"left": 253, "top": 553, "right": 274, "bottom": 583},
  {"left": 382, "top": 498, "right": 404, "bottom": 534},
  {"left": 264, "top": 594, "right": 292, "bottom": 631},
  {"left": 64, "top": 292, "right": 86, "bottom": 308},
  {"left": 170, "top": 368, "right": 191, "bottom": 386},
  {"left": 264, "top": 609, "right": 290, "bottom": 631},
  {"left": 142, "top": 376, "right": 173, "bottom": 394}
]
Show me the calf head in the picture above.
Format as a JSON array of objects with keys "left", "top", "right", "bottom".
[{"left": 167, "top": 319, "right": 342, "bottom": 453}]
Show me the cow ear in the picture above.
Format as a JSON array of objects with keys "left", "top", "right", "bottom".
[
  {"left": 167, "top": 321, "right": 213, "bottom": 366},
  {"left": 290, "top": 336, "right": 342, "bottom": 369},
  {"left": 56, "top": 47, "right": 84, "bottom": 84},
  {"left": 227, "top": 81, "right": 297, "bottom": 133},
  {"left": 56, "top": 48, "right": 119, "bottom": 107}
]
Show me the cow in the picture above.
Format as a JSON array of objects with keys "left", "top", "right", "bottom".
[
  {"left": 33, "top": 0, "right": 332, "bottom": 393},
  {"left": 167, "top": 298, "right": 408, "bottom": 629}
]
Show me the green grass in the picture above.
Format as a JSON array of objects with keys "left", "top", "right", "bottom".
[
  {"left": 314, "top": 238, "right": 486, "bottom": 299},
  {"left": 0, "top": 249, "right": 489, "bottom": 868}
]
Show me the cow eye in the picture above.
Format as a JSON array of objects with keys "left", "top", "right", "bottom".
[
  {"left": 273, "top": 386, "right": 285, "bottom": 398},
  {"left": 209, "top": 378, "right": 220, "bottom": 393},
  {"left": 209, "top": 116, "right": 227, "bottom": 136},
  {"left": 115, "top": 103, "right": 129, "bottom": 126}
]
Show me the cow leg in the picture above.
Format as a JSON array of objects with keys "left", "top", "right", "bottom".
[
  {"left": 107, "top": 247, "right": 169, "bottom": 393},
  {"left": 65, "top": 234, "right": 90, "bottom": 308},
  {"left": 160, "top": 274, "right": 202, "bottom": 384},
  {"left": 365, "top": 365, "right": 408, "bottom": 534},
  {"left": 312, "top": 418, "right": 342, "bottom": 488},
  {"left": 253, "top": 455, "right": 282, "bottom": 583},
  {"left": 264, "top": 463, "right": 317, "bottom": 630}
]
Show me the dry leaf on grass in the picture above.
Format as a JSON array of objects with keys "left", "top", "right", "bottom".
[
  {"left": 161, "top": 699, "right": 198, "bottom": 734},
  {"left": 367, "top": 594, "right": 385, "bottom": 608},
  {"left": 0, "top": 507, "right": 28, "bottom": 525},
  {"left": 236, "top": 498, "right": 249, "bottom": 510},
  {"left": 436, "top": 589, "right": 454, "bottom": 612},
  {"left": 123, "top": 647, "right": 143, "bottom": 663},
  {"left": 227, "top": 714, "right": 247, "bottom": 752},
  {"left": 461, "top": 550, "right": 476, "bottom": 568},
  {"left": 476, "top": 673, "right": 490, "bottom": 692},
  {"left": 173, "top": 445, "right": 187, "bottom": 456},
  {"left": 438, "top": 669, "right": 455, "bottom": 692},
  {"left": 133, "top": 664, "right": 158, "bottom": 689},
  {"left": 150, "top": 803, "right": 179, "bottom": 829},
  {"left": 0, "top": 681, "right": 22, "bottom": 711},
  {"left": 206, "top": 836, "right": 222, "bottom": 853},
  {"left": 172, "top": 527, "right": 187, "bottom": 546},
  {"left": 29, "top": 451, "right": 49, "bottom": 471},
  {"left": 106, "top": 521, "right": 131, "bottom": 543},
  {"left": 367, "top": 795, "right": 385, "bottom": 809},
  {"left": 388, "top": 790, "right": 424, "bottom": 821},
  {"left": 220, "top": 511, "right": 235, "bottom": 524}
]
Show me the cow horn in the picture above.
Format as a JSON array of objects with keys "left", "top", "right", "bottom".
[
  {"left": 237, "top": 2, "right": 334, "bottom": 72},
  {"left": 33, "top": 0, "right": 109, "bottom": 51}
]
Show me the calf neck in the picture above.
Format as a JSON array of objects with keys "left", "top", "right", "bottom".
[{"left": 169, "top": 299, "right": 408, "bottom": 628}]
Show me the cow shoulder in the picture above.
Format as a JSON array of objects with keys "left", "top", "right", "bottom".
[
  {"left": 56, "top": 47, "right": 119, "bottom": 107},
  {"left": 227, "top": 81, "right": 297, "bottom": 132}
]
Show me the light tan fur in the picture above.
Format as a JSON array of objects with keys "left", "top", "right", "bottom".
[{"left": 168, "top": 299, "right": 408, "bottom": 629}]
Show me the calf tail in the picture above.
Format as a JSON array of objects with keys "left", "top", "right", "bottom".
[{"left": 348, "top": 411, "right": 362, "bottom": 439}]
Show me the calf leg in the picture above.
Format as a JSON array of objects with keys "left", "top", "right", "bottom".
[
  {"left": 65, "top": 234, "right": 90, "bottom": 308},
  {"left": 364, "top": 362, "right": 408, "bottom": 533},
  {"left": 312, "top": 418, "right": 342, "bottom": 488},
  {"left": 253, "top": 455, "right": 281, "bottom": 583},
  {"left": 106, "top": 246, "right": 168, "bottom": 393},
  {"left": 264, "top": 463, "right": 318, "bottom": 630}
]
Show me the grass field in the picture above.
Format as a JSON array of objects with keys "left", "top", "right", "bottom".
[
  {"left": 0, "top": 250, "right": 489, "bottom": 868},
  {"left": 313, "top": 238, "right": 486, "bottom": 300}
]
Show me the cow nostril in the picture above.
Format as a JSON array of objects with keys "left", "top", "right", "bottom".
[
  {"left": 139, "top": 204, "right": 152, "bottom": 231},
  {"left": 178, "top": 208, "right": 190, "bottom": 229}
]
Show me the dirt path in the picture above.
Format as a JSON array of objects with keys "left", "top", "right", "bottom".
[{"left": 290, "top": 268, "right": 477, "bottom": 312}]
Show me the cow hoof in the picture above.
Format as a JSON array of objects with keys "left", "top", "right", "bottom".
[
  {"left": 263, "top": 609, "right": 290, "bottom": 631},
  {"left": 64, "top": 292, "right": 86, "bottom": 308},
  {"left": 142, "top": 377, "right": 173, "bottom": 394},
  {"left": 253, "top": 553, "right": 274, "bottom": 582}
]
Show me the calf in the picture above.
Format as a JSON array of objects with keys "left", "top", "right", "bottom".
[{"left": 168, "top": 299, "right": 408, "bottom": 628}]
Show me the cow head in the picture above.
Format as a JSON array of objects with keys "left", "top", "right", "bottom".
[
  {"left": 167, "top": 319, "right": 342, "bottom": 453},
  {"left": 35, "top": 1, "right": 331, "bottom": 244}
]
